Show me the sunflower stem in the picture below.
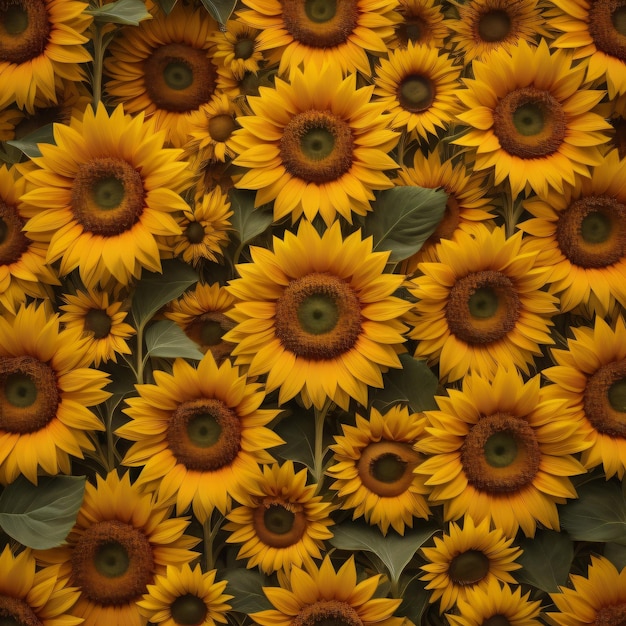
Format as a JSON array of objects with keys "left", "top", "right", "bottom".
[
  {"left": 313, "top": 398, "right": 332, "bottom": 488},
  {"left": 203, "top": 512, "right": 223, "bottom": 571},
  {"left": 91, "top": 23, "right": 105, "bottom": 109}
]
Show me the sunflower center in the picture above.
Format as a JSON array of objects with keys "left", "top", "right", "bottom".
[
  {"left": 588, "top": 0, "right": 626, "bottom": 61},
  {"left": 72, "top": 157, "right": 145, "bottom": 237},
  {"left": 0, "top": 0, "right": 51, "bottom": 65},
  {"left": 357, "top": 440, "right": 421, "bottom": 497},
  {"left": 234, "top": 37, "right": 254, "bottom": 59},
  {"left": 0, "top": 200, "right": 29, "bottom": 265},
  {"left": 144, "top": 42, "right": 216, "bottom": 112},
  {"left": 281, "top": 110, "right": 354, "bottom": 184},
  {"left": 282, "top": 0, "right": 359, "bottom": 47},
  {"left": 253, "top": 498, "right": 308, "bottom": 548},
  {"left": 72, "top": 519, "right": 155, "bottom": 605},
  {"left": 396, "top": 17, "right": 427, "bottom": 45},
  {"left": 0, "top": 596, "right": 43, "bottom": 626},
  {"left": 275, "top": 273, "right": 362, "bottom": 360},
  {"left": 185, "top": 221, "right": 205, "bottom": 244},
  {"left": 84, "top": 309, "right": 113, "bottom": 339},
  {"left": 584, "top": 359, "right": 626, "bottom": 438},
  {"left": 170, "top": 593, "right": 208, "bottom": 626},
  {"left": 493, "top": 87, "right": 567, "bottom": 158},
  {"left": 294, "top": 600, "right": 364, "bottom": 626},
  {"left": 398, "top": 75, "right": 435, "bottom": 112},
  {"left": 448, "top": 550, "right": 491, "bottom": 585},
  {"left": 185, "top": 312, "right": 232, "bottom": 350},
  {"left": 477, "top": 9, "right": 511, "bottom": 42},
  {"left": 427, "top": 196, "right": 461, "bottom": 246},
  {"left": 595, "top": 602, "right": 626, "bottom": 626},
  {"left": 208, "top": 113, "right": 237, "bottom": 142},
  {"left": 167, "top": 398, "right": 241, "bottom": 471},
  {"left": 555, "top": 196, "right": 626, "bottom": 269},
  {"left": 462, "top": 413, "right": 541, "bottom": 493},
  {"left": 0, "top": 356, "right": 59, "bottom": 434},
  {"left": 483, "top": 616, "right": 511, "bottom": 626},
  {"left": 446, "top": 271, "right": 520, "bottom": 345}
]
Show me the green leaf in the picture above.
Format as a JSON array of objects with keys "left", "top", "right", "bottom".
[
  {"left": 229, "top": 189, "right": 273, "bottom": 245},
  {"left": 560, "top": 479, "right": 626, "bottom": 545},
  {"left": 86, "top": 0, "right": 152, "bottom": 24},
  {"left": 329, "top": 520, "right": 438, "bottom": 585},
  {"left": 155, "top": 0, "right": 177, "bottom": 13},
  {"left": 398, "top": 575, "right": 430, "bottom": 625},
  {"left": 364, "top": 186, "right": 447, "bottom": 262},
  {"left": 516, "top": 529, "right": 573, "bottom": 593},
  {"left": 604, "top": 542, "right": 626, "bottom": 570},
  {"left": 131, "top": 259, "right": 199, "bottom": 330},
  {"left": 6, "top": 123, "right": 55, "bottom": 158},
  {"left": 0, "top": 475, "right": 85, "bottom": 549},
  {"left": 371, "top": 354, "right": 439, "bottom": 412},
  {"left": 218, "top": 568, "right": 271, "bottom": 613},
  {"left": 145, "top": 320, "right": 204, "bottom": 360},
  {"left": 198, "top": 0, "right": 236, "bottom": 24}
]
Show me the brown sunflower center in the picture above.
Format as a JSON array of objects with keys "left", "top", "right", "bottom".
[
  {"left": 185, "top": 312, "right": 233, "bottom": 349},
  {"left": 275, "top": 273, "right": 362, "bottom": 360},
  {"left": 208, "top": 113, "right": 237, "bottom": 142},
  {"left": 282, "top": 0, "right": 359, "bottom": 48},
  {"left": 396, "top": 16, "right": 428, "bottom": 45},
  {"left": 588, "top": 0, "right": 626, "bottom": 61},
  {"left": 0, "top": 0, "right": 51, "bottom": 65},
  {"left": 357, "top": 440, "right": 421, "bottom": 497},
  {"left": 555, "top": 196, "right": 626, "bottom": 268},
  {"left": 595, "top": 602, "right": 626, "bottom": 626},
  {"left": 185, "top": 221, "right": 205, "bottom": 244},
  {"left": 462, "top": 413, "right": 541, "bottom": 493},
  {"left": 144, "top": 42, "right": 216, "bottom": 112},
  {"left": 293, "top": 600, "right": 364, "bottom": 626},
  {"left": 280, "top": 110, "right": 354, "bottom": 184},
  {"left": 253, "top": 498, "right": 307, "bottom": 548},
  {"left": 584, "top": 359, "right": 626, "bottom": 438},
  {"left": 448, "top": 550, "right": 491, "bottom": 585},
  {"left": 71, "top": 519, "right": 155, "bottom": 605},
  {"left": 0, "top": 355, "right": 59, "bottom": 434},
  {"left": 234, "top": 37, "right": 254, "bottom": 59},
  {"left": 167, "top": 398, "right": 241, "bottom": 471},
  {"left": 72, "top": 157, "right": 145, "bottom": 237},
  {"left": 493, "top": 87, "right": 567, "bottom": 159},
  {"left": 84, "top": 309, "right": 113, "bottom": 339},
  {"left": 0, "top": 199, "right": 29, "bottom": 266},
  {"left": 170, "top": 594, "right": 208, "bottom": 626},
  {"left": 0, "top": 595, "right": 43, "bottom": 626},
  {"left": 483, "top": 616, "right": 512, "bottom": 626},
  {"left": 446, "top": 271, "right": 520, "bottom": 345},
  {"left": 398, "top": 75, "right": 435, "bottom": 112},
  {"left": 477, "top": 9, "right": 512, "bottom": 42},
  {"left": 427, "top": 195, "right": 460, "bottom": 245}
]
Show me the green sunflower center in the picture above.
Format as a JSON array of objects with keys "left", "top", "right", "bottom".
[
  {"left": 448, "top": 550, "right": 490, "bottom": 585},
  {"left": 253, "top": 498, "right": 307, "bottom": 548},
  {"left": 184, "top": 312, "right": 233, "bottom": 356},
  {"left": 305, "top": 0, "right": 336, "bottom": 23},
  {"left": 582, "top": 211, "right": 612, "bottom": 244},
  {"left": 0, "top": 0, "right": 51, "bottom": 65},
  {"left": 164, "top": 60, "right": 193, "bottom": 90},
  {"left": 275, "top": 273, "right": 362, "bottom": 360},
  {"left": 399, "top": 75, "right": 435, "bottom": 112},
  {"left": 396, "top": 17, "right": 427, "bottom": 45},
  {"left": 584, "top": 359, "right": 626, "bottom": 438},
  {"left": 293, "top": 600, "right": 364, "bottom": 626},
  {"left": 609, "top": 378, "right": 626, "bottom": 412},
  {"left": 200, "top": 320, "right": 225, "bottom": 346},
  {"left": 185, "top": 221, "right": 205, "bottom": 244},
  {"left": 234, "top": 37, "right": 254, "bottom": 59},
  {"left": 477, "top": 9, "right": 511, "bottom": 42},
  {"left": 484, "top": 431, "right": 518, "bottom": 467},
  {"left": 4, "top": 373, "right": 36, "bottom": 408},
  {"left": 208, "top": 113, "right": 237, "bottom": 142},
  {"left": 2, "top": 4, "right": 27, "bottom": 34},
  {"left": 512, "top": 103, "right": 544, "bottom": 137},
  {"left": 0, "top": 196, "right": 29, "bottom": 266},
  {"left": 0, "top": 596, "right": 43, "bottom": 626},
  {"left": 171, "top": 594, "right": 208, "bottom": 626},
  {"left": 95, "top": 542, "right": 130, "bottom": 578},
  {"left": 589, "top": 0, "right": 626, "bottom": 61},
  {"left": 468, "top": 287, "right": 499, "bottom": 319},
  {"left": 372, "top": 452, "right": 407, "bottom": 483},
  {"left": 264, "top": 504, "right": 296, "bottom": 534},
  {"left": 92, "top": 177, "right": 124, "bottom": 210},
  {"left": 483, "top": 616, "right": 511, "bottom": 626},
  {"left": 187, "top": 413, "right": 222, "bottom": 448},
  {"left": 301, "top": 128, "right": 335, "bottom": 161}
]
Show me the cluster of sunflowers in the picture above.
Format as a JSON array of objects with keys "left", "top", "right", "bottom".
[{"left": 2, "top": 0, "right": 626, "bottom": 625}]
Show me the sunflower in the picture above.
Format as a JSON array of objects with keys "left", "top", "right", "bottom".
[
  {"left": 420, "top": 516, "right": 522, "bottom": 613},
  {"left": 0, "top": 545, "right": 82, "bottom": 626},
  {"left": 117, "top": 351, "right": 283, "bottom": 519},
  {"left": 137, "top": 563, "right": 232, "bottom": 626},
  {"left": 0, "top": 164, "right": 59, "bottom": 314},
  {"left": 519, "top": 149, "right": 626, "bottom": 314},
  {"left": 210, "top": 19, "right": 264, "bottom": 80},
  {"left": 372, "top": 42, "right": 462, "bottom": 143},
  {"left": 58, "top": 288, "right": 135, "bottom": 366},
  {"left": 0, "top": 0, "right": 91, "bottom": 113},
  {"left": 230, "top": 62, "right": 399, "bottom": 225},
  {"left": 390, "top": 0, "right": 449, "bottom": 48},
  {"left": 407, "top": 225, "right": 557, "bottom": 382},
  {"left": 543, "top": 316, "right": 626, "bottom": 479},
  {"left": 237, "top": 0, "right": 399, "bottom": 76},
  {"left": 453, "top": 39, "right": 611, "bottom": 198},
  {"left": 34, "top": 471, "right": 199, "bottom": 626},
  {"left": 446, "top": 578, "right": 542, "bottom": 626},
  {"left": 447, "top": 0, "right": 552, "bottom": 64},
  {"left": 326, "top": 405, "right": 430, "bottom": 535},
  {"left": 164, "top": 282, "right": 237, "bottom": 361},
  {"left": 21, "top": 103, "right": 191, "bottom": 288},
  {"left": 0, "top": 302, "right": 110, "bottom": 484},
  {"left": 103, "top": 2, "right": 219, "bottom": 148},
  {"left": 224, "top": 220, "right": 411, "bottom": 410},
  {"left": 251, "top": 555, "right": 403, "bottom": 626},
  {"left": 396, "top": 149, "right": 495, "bottom": 273},
  {"left": 546, "top": 555, "right": 626, "bottom": 626},
  {"left": 549, "top": 0, "right": 626, "bottom": 98},
  {"left": 415, "top": 366, "right": 589, "bottom": 537},
  {"left": 169, "top": 186, "right": 233, "bottom": 267},
  {"left": 225, "top": 460, "right": 335, "bottom": 574}
]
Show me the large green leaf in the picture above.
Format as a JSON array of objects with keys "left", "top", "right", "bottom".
[
  {"left": 218, "top": 568, "right": 271, "bottom": 613},
  {"left": 145, "top": 320, "right": 204, "bottom": 360},
  {"left": 155, "top": 0, "right": 177, "bottom": 13},
  {"left": 604, "top": 542, "right": 626, "bottom": 570},
  {"left": 86, "top": 0, "right": 152, "bottom": 25},
  {"left": 131, "top": 259, "right": 199, "bottom": 330},
  {"left": 229, "top": 189, "right": 273, "bottom": 245},
  {"left": 6, "top": 123, "right": 55, "bottom": 158},
  {"left": 329, "top": 520, "right": 438, "bottom": 584},
  {"left": 0, "top": 475, "right": 85, "bottom": 549},
  {"left": 397, "top": 575, "right": 430, "bottom": 624},
  {"left": 516, "top": 529, "right": 573, "bottom": 592},
  {"left": 364, "top": 186, "right": 447, "bottom": 262},
  {"left": 198, "top": 0, "right": 236, "bottom": 24}
]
